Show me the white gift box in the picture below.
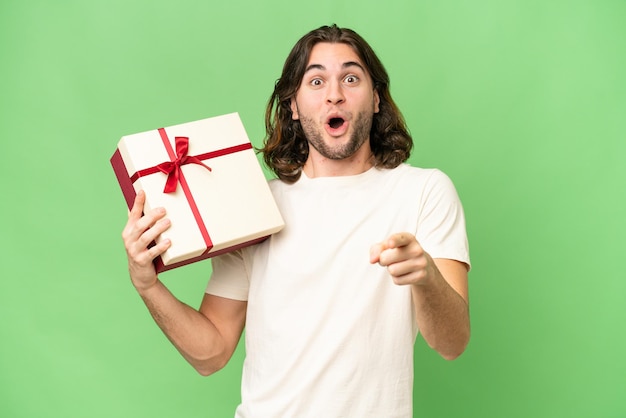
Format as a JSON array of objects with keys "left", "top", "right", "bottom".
[{"left": 111, "top": 112, "right": 284, "bottom": 273}]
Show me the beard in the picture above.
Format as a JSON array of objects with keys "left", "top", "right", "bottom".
[{"left": 298, "top": 111, "right": 373, "bottom": 161}]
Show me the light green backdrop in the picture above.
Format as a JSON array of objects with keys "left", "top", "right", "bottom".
[{"left": 1, "top": 1, "right": 624, "bottom": 417}]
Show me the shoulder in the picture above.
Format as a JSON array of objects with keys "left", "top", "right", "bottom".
[
  {"left": 384, "top": 165, "right": 463, "bottom": 211},
  {"left": 393, "top": 163, "right": 448, "bottom": 178},
  {"left": 266, "top": 176, "right": 299, "bottom": 206},
  {"left": 268, "top": 177, "right": 291, "bottom": 195},
  {"left": 384, "top": 164, "right": 455, "bottom": 189}
]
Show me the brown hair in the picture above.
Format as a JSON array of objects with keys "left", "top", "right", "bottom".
[{"left": 261, "top": 24, "right": 413, "bottom": 183}]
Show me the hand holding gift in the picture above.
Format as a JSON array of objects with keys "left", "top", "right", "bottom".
[{"left": 122, "top": 190, "right": 172, "bottom": 290}]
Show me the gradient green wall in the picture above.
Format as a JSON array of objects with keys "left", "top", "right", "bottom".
[{"left": 1, "top": 1, "right": 624, "bottom": 417}]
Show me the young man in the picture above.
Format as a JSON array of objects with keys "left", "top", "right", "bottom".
[{"left": 123, "top": 25, "right": 470, "bottom": 417}]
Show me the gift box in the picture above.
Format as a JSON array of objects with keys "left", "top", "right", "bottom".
[{"left": 110, "top": 112, "right": 284, "bottom": 273}]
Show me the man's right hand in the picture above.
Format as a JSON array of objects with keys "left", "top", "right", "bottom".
[{"left": 121, "top": 190, "right": 172, "bottom": 291}]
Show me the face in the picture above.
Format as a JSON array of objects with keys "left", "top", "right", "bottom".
[{"left": 290, "top": 42, "right": 380, "bottom": 161}]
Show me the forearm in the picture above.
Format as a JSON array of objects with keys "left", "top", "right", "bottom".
[
  {"left": 136, "top": 279, "right": 229, "bottom": 375},
  {"left": 412, "top": 272, "right": 470, "bottom": 360}
]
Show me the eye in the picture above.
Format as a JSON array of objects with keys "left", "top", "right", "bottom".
[
  {"left": 310, "top": 78, "right": 323, "bottom": 87},
  {"left": 344, "top": 75, "right": 359, "bottom": 84}
]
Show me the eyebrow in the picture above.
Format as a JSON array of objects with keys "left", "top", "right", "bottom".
[{"left": 304, "top": 61, "right": 366, "bottom": 74}]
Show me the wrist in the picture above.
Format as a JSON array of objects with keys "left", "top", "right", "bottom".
[
  {"left": 130, "top": 272, "right": 160, "bottom": 294},
  {"left": 412, "top": 255, "right": 443, "bottom": 289}
]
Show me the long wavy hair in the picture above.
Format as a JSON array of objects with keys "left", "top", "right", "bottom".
[{"left": 261, "top": 24, "right": 413, "bottom": 183}]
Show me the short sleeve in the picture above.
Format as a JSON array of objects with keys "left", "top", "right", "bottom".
[
  {"left": 205, "top": 249, "right": 250, "bottom": 301},
  {"left": 416, "top": 170, "right": 471, "bottom": 269}
]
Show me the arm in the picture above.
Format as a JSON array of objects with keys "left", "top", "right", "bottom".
[
  {"left": 122, "top": 190, "right": 246, "bottom": 375},
  {"left": 370, "top": 233, "right": 470, "bottom": 360}
]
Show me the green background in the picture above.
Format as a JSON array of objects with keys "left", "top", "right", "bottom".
[{"left": 1, "top": 1, "right": 624, "bottom": 417}]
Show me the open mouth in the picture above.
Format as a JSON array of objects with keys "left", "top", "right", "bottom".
[{"left": 328, "top": 117, "right": 345, "bottom": 129}]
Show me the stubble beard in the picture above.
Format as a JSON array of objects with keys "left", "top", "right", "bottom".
[{"left": 298, "top": 111, "right": 373, "bottom": 161}]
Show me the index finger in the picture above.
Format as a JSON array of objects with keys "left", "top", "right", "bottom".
[
  {"left": 128, "top": 190, "right": 146, "bottom": 220},
  {"left": 386, "top": 232, "right": 414, "bottom": 249}
]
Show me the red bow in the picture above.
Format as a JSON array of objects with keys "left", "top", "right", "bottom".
[{"left": 156, "top": 136, "right": 212, "bottom": 193}]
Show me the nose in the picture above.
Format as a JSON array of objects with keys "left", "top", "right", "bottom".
[{"left": 325, "top": 81, "right": 345, "bottom": 105}]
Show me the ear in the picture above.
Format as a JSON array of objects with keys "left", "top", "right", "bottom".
[
  {"left": 290, "top": 98, "right": 299, "bottom": 120},
  {"left": 373, "top": 90, "right": 380, "bottom": 114}
]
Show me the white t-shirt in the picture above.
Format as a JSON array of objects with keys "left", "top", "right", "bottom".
[{"left": 206, "top": 164, "right": 470, "bottom": 418}]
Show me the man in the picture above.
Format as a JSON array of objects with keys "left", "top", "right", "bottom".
[{"left": 123, "top": 24, "right": 470, "bottom": 417}]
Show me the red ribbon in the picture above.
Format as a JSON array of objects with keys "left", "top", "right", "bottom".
[
  {"left": 129, "top": 130, "right": 253, "bottom": 190},
  {"left": 156, "top": 136, "right": 212, "bottom": 193}
]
